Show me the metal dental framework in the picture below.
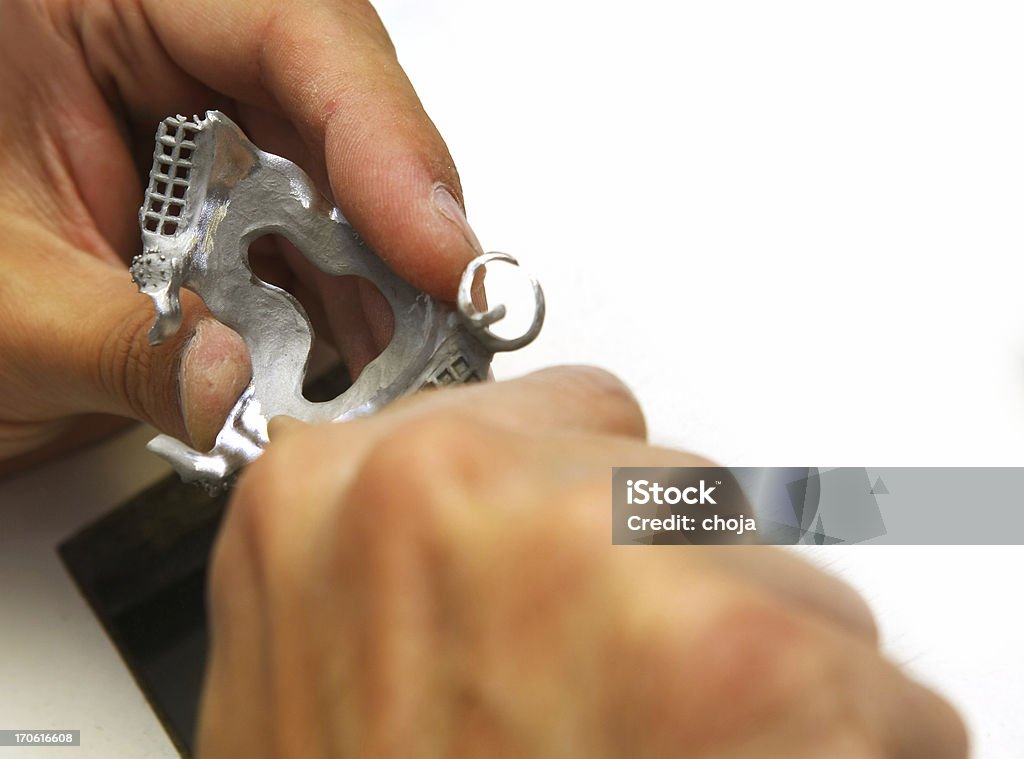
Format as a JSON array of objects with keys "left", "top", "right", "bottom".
[{"left": 131, "top": 111, "right": 543, "bottom": 488}]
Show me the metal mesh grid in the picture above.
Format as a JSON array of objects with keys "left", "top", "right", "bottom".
[
  {"left": 422, "top": 354, "right": 481, "bottom": 388},
  {"left": 141, "top": 117, "right": 199, "bottom": 236}
]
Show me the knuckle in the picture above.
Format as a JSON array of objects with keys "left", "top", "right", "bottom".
[
  {"left": 601, "top": 568, "right": 892, "bottom": 750},
  {"left": 816, "top": 729, "right": 886, "bottom": 759},
  {"left": 550, "top": 479, "right": 618, "bottom": 555},
  {"left": 353, "top": 413, "right": 496, "bottom": 525},
  {"left": 335, "top": 0, "right": 397, "bottom": 55},
  {"left": 692, "top": 589, "right": 809, "bottom": 684},
  {"left": 835, "top": 583, "right": 881, "bottom": 646},
  {"left": 696, "top": 602, "right": 871, "bottom": 752},
  {"left": 684, "top": 588, "right": 853, "bottom": 727},
  {"left": 559, "top": 365, "right": 647, "bottom": 438},
  {"left": 334, "top": 414, "right": 501, "bottom": 598}
]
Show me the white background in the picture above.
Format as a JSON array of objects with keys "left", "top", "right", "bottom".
[
  {"left": 1, "top": 1, "right": 1021, "bottom": 757},
  {"left": 374, "top": 2, "right": 1024, "bottom": 757}
]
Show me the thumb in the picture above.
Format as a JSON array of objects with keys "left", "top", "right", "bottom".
[{"left": 8, "top": 247, "right": 250, "bottom": 452}]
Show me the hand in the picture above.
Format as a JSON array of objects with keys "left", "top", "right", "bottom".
[
  {"left": 0, "top": 0, "right": 479, "bottom": 468},
  {"left": 199, "top": 367, "right": 967, "bottom": 758}
]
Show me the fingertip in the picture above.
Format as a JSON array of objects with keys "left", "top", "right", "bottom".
[
  {"left": 892, "top": 675, "right": 970, "bottom": 759},
  {"left": 267, "top": 415, "right": 310, "bottom": 441},
  {"left": 530, "top": 365, "right": 649, "bottom": 440},
  {"left": 432, "top": 183, "right": 483, "bottom": 256},
  {"left": 412, "top": 181, "right": 484, "bottom": 299}
]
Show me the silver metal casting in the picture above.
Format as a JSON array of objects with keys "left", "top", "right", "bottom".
[{"left": 131, "top": 111, "right": 543, "bottom": 488}]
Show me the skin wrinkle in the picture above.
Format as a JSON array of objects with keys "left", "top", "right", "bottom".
[
  {"left": 11, "top": 3, "right": 136, "bottom": 261},
  {"left": 44, "top": 107, "right": 132, "bottom": 262},
  {"left": 254, "top": 1, "right": 284, "bottom": 113},
  {"left": 38, "top": 0, "right": 79, "bottom": 44},
  {"left": 277, "top": 8, "right": 395, "bottom": 117},
  {"left": 106, "top": 0, "right": 169, "bottom": 107},
  {"left": 97, "top": 304, "right": 157, "bottom": 421},
  {"left": 0, "top": 418, "right": 70, "bottom": 459},
  {"left": 74, "top": 0, "right": 226, "bottom": 178},
  {"left": 0, "top": 79, "right": 63, "bottom": 225},
  {"left": 72, "top": 0, "right": 127, "bottom": 118}
]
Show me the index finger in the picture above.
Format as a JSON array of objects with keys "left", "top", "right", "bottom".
[
  {"left": 139, "top": 0, "right": 480, "bottom": 297},
  {"left": 270, "top": 365, "right": 648, "bottom": 447}
]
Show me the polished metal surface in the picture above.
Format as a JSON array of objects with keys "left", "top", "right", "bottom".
[{"left": 131, "top": 111, "right": 543, "bottom": 488}]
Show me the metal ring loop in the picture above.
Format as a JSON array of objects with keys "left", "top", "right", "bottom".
[{"left": 457, "top": 252, "right": 545, "bottom": 353}]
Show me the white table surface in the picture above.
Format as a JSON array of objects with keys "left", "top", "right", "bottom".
[{"left": 2, "top": 1, "right": 1022, "bottom": 756}]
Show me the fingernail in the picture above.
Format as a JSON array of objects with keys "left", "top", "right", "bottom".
[
  {"left": 433, "top": 183, "right": 484, "bottom": 254},
  {"left": 180, "top": 320, "right": 251, "bottom": 450}
]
